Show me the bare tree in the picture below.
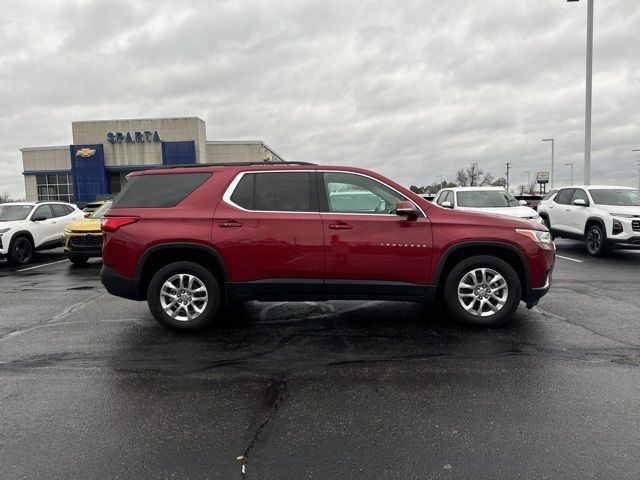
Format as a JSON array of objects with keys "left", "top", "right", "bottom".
[
  {"left": 456, "top": 169, "right": 469, "bottom": 187},
  {"left": 0, "top": 191, "right": 11, "bottom": 203}
]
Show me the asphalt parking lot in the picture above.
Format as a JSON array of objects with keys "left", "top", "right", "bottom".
[{"left": 2, "top": 241, "right": 640, "bottom": 479}]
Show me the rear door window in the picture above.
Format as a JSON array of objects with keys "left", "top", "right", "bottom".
[
  {"left": 229, "top": 172, "right": 317, "bottom": 212},
  {"left": 112, "top": 173, "right": 211, "bottom": 208},
  {"left": 50, "top": 204, "right": 68, "bottom": 218},
  {"left": 32, "top": 205, "right": 53, "bottom": 220}
]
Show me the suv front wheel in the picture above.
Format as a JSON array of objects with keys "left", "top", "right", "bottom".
[
  {"left": 147, "top": 261, "right": 221, "bottom": 330},
  {"left": 444, "top": 255, "right": 521, "bottom": 327},
  {"left": 585, "top": 224, "right": 607, "bottom": 257}
]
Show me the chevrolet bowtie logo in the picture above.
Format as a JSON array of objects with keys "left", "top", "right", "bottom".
[{"left": 75, "top": 148, "right": 96, "bottom": 157}]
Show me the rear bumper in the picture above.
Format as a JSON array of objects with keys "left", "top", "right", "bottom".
[{"left": 100, "top": 265, "right": 144, "bottom": 301}]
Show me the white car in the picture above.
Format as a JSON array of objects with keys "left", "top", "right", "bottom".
[
  {"left": 0, "top": 202, "right": 83, "bottom": 266},
  {"left": 537, "top": 185, "right": 640, "bottom": 256},
  {"left": 433, "top": 187, "right": 543, "bottom": 223}
]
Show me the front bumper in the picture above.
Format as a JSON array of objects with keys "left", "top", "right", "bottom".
[
  {"left": 63, "top": 232, "right": 103, "bottom": 256},
  {"left": 100, "top": 265, "right": 144, "bottom": 301},
  {"left": 525, "top": 270, "right": 552, "bottom": 308}
]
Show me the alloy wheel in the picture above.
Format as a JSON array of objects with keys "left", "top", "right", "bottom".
[
  {"left": 587, "top": 227, "right": 601, "bottom": 254},
  {"left": 457, "top": 267, "right": 509, "bottom": 317},
  {"left": 14, "top": 238, "right": 33, "bottom": 264},
  {"left": 160, "top": 273, "right": 209, "bottom": 322}
]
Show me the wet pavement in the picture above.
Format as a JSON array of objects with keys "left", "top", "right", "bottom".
[{"left": 1, "top": 241, "right": 640, "bottom": 479}]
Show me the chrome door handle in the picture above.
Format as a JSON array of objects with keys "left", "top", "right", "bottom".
[
  {"left": 219, "top": 221, "right": 242, "bottom": 228},
  {"left": 329, "top": 224, "right": 353, "bottom": 230}
]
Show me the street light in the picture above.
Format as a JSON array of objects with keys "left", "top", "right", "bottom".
[
  {"left": 437, "top": 175, "right": 444, "bottom": 189},
  {"left": 633, "top": 149, "right": 640, "bottom": 190},
  {"left": 567, "top": 0, "right": 594, "bottom": 185},
  {"left": 542, "top": 138, "right": 554, "bottom": 187},
  {"left": 565, "top": 163, "right": 574, "bottom": 185}
]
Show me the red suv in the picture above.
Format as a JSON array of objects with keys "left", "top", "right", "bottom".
[{"left": 100, "top": 163, "right": 555, "bottom": 330}]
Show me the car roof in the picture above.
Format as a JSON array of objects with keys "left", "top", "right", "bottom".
[
  {"left": 556, "top": 185, "right": 636, "bottom": 190},
  {"left": 441, "top": 186, "right": 509, "bottom": 192},
  {"left": 0, "top": 202, "right": 35, "bottom": 207}
]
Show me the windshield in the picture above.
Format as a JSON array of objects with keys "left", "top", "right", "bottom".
[
  {"left": 589, "top": 189, "right": 640, "bottom": 206},
  {"left": 90, "top": 202, "right": 112, "bottom": 219},
  {"left": 0, "top": 204, "right": 33, "bottom": 221},
  {"left": 457, "top": 190, "right": 520, "bottom": 208}
]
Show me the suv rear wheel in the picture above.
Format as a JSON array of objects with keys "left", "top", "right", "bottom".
[
  {"left": 443, "top": 255, "right": 521, "bottom": 327},
  {"left": 147, "top": 261, "right": 221, "bottom": 330}
]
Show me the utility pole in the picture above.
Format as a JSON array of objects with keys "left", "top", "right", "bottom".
[
  {"left": 505, "top": 163, "right": 511, "bottom": 191},
  {"left": 524, "top": 170, "right": 531, "bottom": 193},
  {"left": 437, "top": 175, "right": 444, "bottom": 190},
  {"left": 565, "top": 163, "right": 574, "bottom": 185}
]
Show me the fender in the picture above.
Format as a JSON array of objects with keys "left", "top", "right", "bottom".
[
  {"left": 134, "top": 242, "right": 228, "bottom": 281},
  {"left": 584, "top": 216, "right": 606, "bottom": 236},
  {"left": 6, "top": 230, "right": 35, "bottom": 248},
  {"left": 432, "top": 240, "right": 531, "bottom": 290}
]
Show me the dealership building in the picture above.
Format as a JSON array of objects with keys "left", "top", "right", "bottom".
[{"left": 20, "top": 117, "right": 284, "bottom": 203}]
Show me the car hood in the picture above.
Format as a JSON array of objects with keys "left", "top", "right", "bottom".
[
  {"left": 595, "top": 205, "right": 640, "bottom": 217},
  {"left": 0, "top": 219, "right": 28, "bottom": 230},
  {"left": 65, "top": 218, "right": 102, "bottom": 232},
  {"left": 456, "top": 205, "right": 539, "bottom": 219}
]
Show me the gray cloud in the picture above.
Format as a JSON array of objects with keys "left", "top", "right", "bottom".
[{"left": 1, "top": 0, "right": 639, "bottom": 198}]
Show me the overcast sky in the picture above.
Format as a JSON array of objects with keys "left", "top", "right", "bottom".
[{"left": 1, "top": 0, "right": 639, "bottom": 198}]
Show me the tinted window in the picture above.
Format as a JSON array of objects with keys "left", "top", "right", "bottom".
[
  {"left": 571, "top": 189, "right": 589, "bottom": 205},
  {"left": 230, "top": 172, "right": 316, "bottom": 212},
  {"left": 33, "top": 205, "right": 53, "bottom": 220},
  {"left": 323, "top": 172, "right": 406, "bottom": 214},
  {"left": 589, "top": 189, "right": 640, "bottom": 206},
  {"left": 542, "top": 189, "right": 557, "bottom": 200},
  {"left": 112, "top": 173, "right": 211, "bottom": 208},
  {"left": 50, "top": 204, "right": 69, "bottom": 217},
  {"left": 63, "top": 205, "right": 75, "bottom": 215},
  {"left": 554, "top": 189, "right": 574, "bottom": 205}
]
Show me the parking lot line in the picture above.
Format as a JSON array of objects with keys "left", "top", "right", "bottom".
[
  {"left": 556, "top": 255, "right": 583, "bottom": 263},
  {"left": 16, "top": 259, "right": 68, "bottom": 272}
]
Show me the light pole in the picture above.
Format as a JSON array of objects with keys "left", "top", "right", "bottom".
[
  {"left": 505, "top": 162, "right": 511, "bottom": 191},
  {"left": 567, "top": 0, "right": 594, "bottom": 185},
  {"left": 633, "top": 149, "right": 640, "bottom": 190},
  {"left": 524, "top": 170, "right": 531, "bottom": 193},
  {"left": 437, "top": 175, "right": 444, "bottom": 189},
  {"left": 565, "top": 163, "right": 574, "bottom": 185},
  {"left": 542, "top": 138, "right": 554, "bottom": 188}
]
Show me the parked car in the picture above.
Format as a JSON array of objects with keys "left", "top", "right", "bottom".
[
  {"left": 514, "top": 194, "right": 543, "bottom": 211},
  {"left": 100, "top": 163, "right": 555, "bottom": 330},
  {"left": 0, "top": 202, "right": 83, "bottom": 265},
  {"left": 537, "top": 185, "right": 640, "bottom": 256},
  {"left": 433, "top": 187, "right": 543, "bottom": 223},
  {"left": 63, "top": 201, "right": 112, "bottom": 265},
  {"left": 82, "top": 200, "right": 109, "bottom": 215}
]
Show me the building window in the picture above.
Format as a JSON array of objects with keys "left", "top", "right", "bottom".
[
  {"left": 36, "top": 173, "right": 74, "bottom": 203},
  {"left": 110, "top": 173, "right": 122, "bottom": 194}
]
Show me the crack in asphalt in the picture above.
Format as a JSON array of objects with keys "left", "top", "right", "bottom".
[
  {"left": 239, "top": 374, "right": 288, "bottom": 479},
  {"left": 0, "top": 291, "right": 105, "bottom": 342}
]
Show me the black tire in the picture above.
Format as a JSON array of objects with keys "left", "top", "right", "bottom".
[
  {"left": 68, "top": 255, "right": 89, "bottom": 265},
  {"left": 585, "top": 224, "right": 607, "bottom": 257},
  {"left": 7, "top": 236, "right": 34, "bottom": 266},
  {"left": 443, "top": 255, "right": 521, "bottom": 327},
  {"left": 147, "top": 261, "right": 221, "bottom": 331}
]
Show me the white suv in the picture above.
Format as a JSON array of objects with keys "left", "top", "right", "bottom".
[
  {"left": 537, "top": 185, "right": 640, "bottom": 256},
  {"left": 0, "top": 202, "right": 83, "bottom": 265},
  {"left": 433, "top": 187, "right": 543, "bottom": 223}
]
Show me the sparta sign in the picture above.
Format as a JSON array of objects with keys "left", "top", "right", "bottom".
[
  {"left": 536, "top": 172, "right": 549, "bottom": 184},
  {"left": 106, "top": 131, "right": 161, "bottom": 144}
]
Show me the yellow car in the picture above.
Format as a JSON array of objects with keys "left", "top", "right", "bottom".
[{"left": 63, "top": 201, "right": 111, "bottom": 265}]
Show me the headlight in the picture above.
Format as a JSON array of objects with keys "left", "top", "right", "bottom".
[
  {"left": 63, "top": 229, "right": 72, "bottom": 234},
  {"left": 516, "top": 228, "right": 552, "bottom": 244}
]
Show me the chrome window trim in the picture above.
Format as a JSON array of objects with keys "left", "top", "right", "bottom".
[{"left": 222, "top": 169, "right": 426, "bottom": 217}]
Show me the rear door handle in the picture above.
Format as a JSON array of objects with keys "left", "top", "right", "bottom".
[
  {"left": 329, "top": 223, "right": 353, "bottom": 230},
  {"left": 219, "top": 221, "right": 243, "bottom": 228}
]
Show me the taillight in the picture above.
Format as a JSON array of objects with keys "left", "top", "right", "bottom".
[{"left": 101, "top": 216, "right": 139, "bottom": 233}]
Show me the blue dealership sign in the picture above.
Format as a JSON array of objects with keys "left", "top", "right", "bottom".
[{"left": 70, "top": 144, "right": 108, "bottom": 202}]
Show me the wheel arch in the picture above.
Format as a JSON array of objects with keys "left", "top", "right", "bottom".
[
  {"left": 584, "top": 216, "right": 606, "bottom": 236},
  {"left": 434, "top": 241, "right": 530, "bottom": 300},
  {"left": 8, "top": 230, "right": 35, "bottom": 248},
  {"left": 136, "top": 243, "right": 228, "bottom": 298}
]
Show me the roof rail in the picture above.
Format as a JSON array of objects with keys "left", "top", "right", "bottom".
[{"left": 154, "top": 161, "right": 317, "bottom": 169}]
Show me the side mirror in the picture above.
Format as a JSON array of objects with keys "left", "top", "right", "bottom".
[
  {"left": 573, "top": 198, "right": 587, "bottom": 206},
  {"left": 31, "top": 216, "right": 47, "bottom": 222},
  {"left": 441, "top": 201, "right": 453, "bottom": 208},
  {"left": 519, "top": 200, "right": 528, "bottom": 206},
  {"left": 395, "top": 200, "right": 420, "bottom": 217}
]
